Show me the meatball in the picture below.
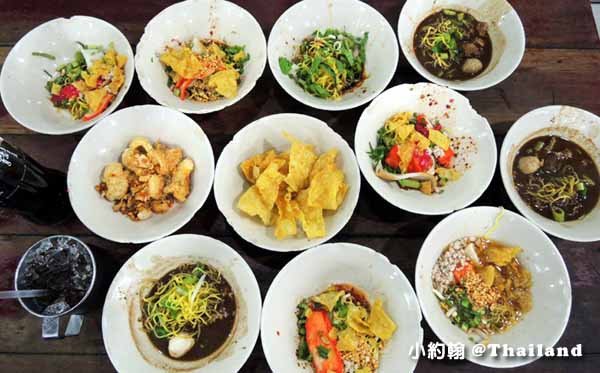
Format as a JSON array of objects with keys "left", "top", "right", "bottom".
[
  {"left": 462, "top": 58, "right": 483, "bottom": 75},
  {"left": 517, "top": 156, "right": 543, "bottom": 175}
]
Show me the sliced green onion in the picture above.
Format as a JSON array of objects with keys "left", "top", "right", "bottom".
[
  {"left": 32, "top": 52, "right": 56, "bottom": 60},
  {"left": 534, "top": 141, "right": 545, "bottom": 151},
  {"left": 551, "top": 206, "right": 565, "bottom": 222},
  {"left": 443, "top": 9, "right": 457, "bottom": 16},
  {"left": 398, "top": 179, "right": 421, "bottom": 189}
]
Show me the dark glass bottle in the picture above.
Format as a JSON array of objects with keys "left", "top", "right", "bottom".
[{"left": 0, "top": 137, "right": 72, "bottom": 225}]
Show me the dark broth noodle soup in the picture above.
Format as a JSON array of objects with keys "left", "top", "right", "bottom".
[
  {"left": 512, "top": 136, "right": 599, "bottom": 222},
  {"left": 141, "top": 263, "right": 236, "bottom": 361},
  {"left": 413, "top": 9, "right": 492, "bottom": 81}
]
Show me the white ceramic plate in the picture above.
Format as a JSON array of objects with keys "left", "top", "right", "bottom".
[
  {"left": 102, "top": 234, "right": 261, "bottom": 373},
  {"left": 398, "top": 0, "right": 525, "bottom": 91},
  {"left": 68, "top": 105, "right": 214, "bottom": 243},
  {"left": 355, "top": 83, "right": 496, "bottom": 215},
  {"left": 214, "top": 113, "right": 360, "bottom": 252},
  {"left": 0, "top": 16, "right": 134, "bottom": 135},
  {"left": 416, "top": 206, "right": 571, "bottom": 368},
  {"left": 500, "top": 105, "right": 600, "bottom": 242},
  {"left": 135, "top": 0, "right": 266, "bottom": 114},
  {"left": 268, "top": 0, "right": 399, "bottom": 110},
  {"left": 261, "top": 242, "right": 423, "bottom": 373}
]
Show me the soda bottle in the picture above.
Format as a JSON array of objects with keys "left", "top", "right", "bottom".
[{"left": 0, "top": 137, "right": 72, "bottom": 224}]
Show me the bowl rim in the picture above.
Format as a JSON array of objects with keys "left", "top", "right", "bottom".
[
  {"left": 261, "top": 241, "right": 423, "bottom": 373},
  {"left": 67, "top": 104, "right": 215, "bottom": 244},
  {"left": 415, "top": 206, "right": 572, "bottom": 368},
  {"left": 499, "top": 105, "right": 600, "bottom": 242},
  {"left": 214, "top": 112, "right": 361, "bottom": 252},
  {"left": 267, "top": 0, "right": 400, "bottom": 111},
  {"left": 134, "top": 0, "right": 267, "bottom": 114},
  {"left": 0, "top": 15, "right": 135, "bottom": 135},
  {"left": 396, "top": 0, "right": 526, "bottom": 91},
  {"left": 354, "top": 82, "right": 497, "bottom": 215},
  {"left": 101, "top": 233, "right": 262, "bottom": 372}
]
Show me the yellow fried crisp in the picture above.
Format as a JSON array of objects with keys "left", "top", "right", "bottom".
[
  {"left": 236, "top": 134, "right": 348, "bottom": 239},
  {"left": 367, "top": 299, "right": 397, "bottom": 341},
  {"left": 284, "top": 136, "right": 317, "bottom": 192},
  {"left": 237, "top": 185, "right": 272, "bottom": 225},
  {"left": 255, "top": 162, "right": 285, "bottom": 210}
]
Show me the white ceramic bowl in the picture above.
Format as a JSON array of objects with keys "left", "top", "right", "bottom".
[
  {"left": 261, "top": 242, "right": 423, "bottom": 373},
  {"left": 0, "top": 16, "right": 134, "bottom": 135},
  {"left": 135, "top": 0, "right": 266, "bottom": 114},
  {"left": 416, "top": 206, "right": 571, "bottom": 368},
  {"left": 214, "top": 113, "right": 360, "bottom": 252},
  {"left": 500, "top": 105, "right": 600, "bottom": 242},
  {"left": 102, "top": 234, "right": 261, "bottom": 373},
  {"left": 268, "top": 0, "right": 399, "bottom": 110},
  {"left": 68, "top": 105, "right": 214, "bottom": 243},
  {"left": 398, "top": 0, "right": 525, "bottom": 91},
  {"left": 355, "top": 83, "right": 496, "bottom": 215}
]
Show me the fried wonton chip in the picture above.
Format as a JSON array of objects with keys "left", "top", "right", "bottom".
[
  {"left": 240, "top": 150, "right": 278, "bottom": 184},
  {"left": 284, "top": 136, "right": 317, "bottom": 192},
  {"left": 312, "top": 291, "right": 344, "bottom": 312},
  {"left": 237, "top": 185, "right": 272, "bottom": 225},
  {"left": 274, "top": 191, "right": 300, "bottom": 240},
  {"left": 485, "top": 246, "right": 522, "bottom": 267},
  {"left": 255, "top": 162, "right": 285, "bottom": 210},
  {"left": 307, "top": 167, "right": 348, "bottom": 210},
  {"left": 347, "top": 304, "right": 372, "bottom": 335},
  {"left": 367, "top": 299, "right": 397, "bottom": 342},
  {"left": 309, "top": 149, "right": 338, "bottom": 179},
  {"left": 296, "top": 190, "right": 326, "bottom": 239},
  {"left": 337, "top": 327, "right": 361, "bottom": 352}
]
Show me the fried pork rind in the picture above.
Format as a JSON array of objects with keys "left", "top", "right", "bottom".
[
  {"left": 101, "top": 163, "right": 129, "bottom": 201},
  {"left": 96, "top": 138, "right": 194, "bottom": 221},
  {"left": 164, "top": 158, "right": 194, "bottom": 202},
  {"left": 236, "top": 134, "right": 347, "bottom": 239},
  {"left": 367, "top": 299, "right": 397, "bottom": 342}
]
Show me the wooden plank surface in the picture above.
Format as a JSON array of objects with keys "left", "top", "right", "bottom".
[{"left": 0, "top": 0, "right": 599, "bottom": 373}]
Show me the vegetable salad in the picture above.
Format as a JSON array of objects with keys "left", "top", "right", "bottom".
[
  {"left": 43, "top": 43, "right": 127, "bottom": 121},
  {"left": 368, "top": 111, "right": 462, "bottom": 195}
]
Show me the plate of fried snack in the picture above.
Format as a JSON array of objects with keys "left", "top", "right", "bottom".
[
  {"left": 214, "top": 113, "right": 360, "bottom": 252},
  {"left": 68, "top": 105, "right": 214, "bottom": 243}
]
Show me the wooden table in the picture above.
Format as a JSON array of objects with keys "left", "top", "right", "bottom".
[{"left": 1, "top": 0, "right": 599, "bottom": 372}]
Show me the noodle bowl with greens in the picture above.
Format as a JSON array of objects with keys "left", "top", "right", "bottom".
[{"left": 140, "top": 263, "right": 237, "bottom": 361}]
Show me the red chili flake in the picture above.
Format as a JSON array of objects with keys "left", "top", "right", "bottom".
[
  {"left": 276, "top": 331, "right": 280, "bottom": 336},
  {"left": 450, "top": 98, "right": 455, "bottom": 103}
]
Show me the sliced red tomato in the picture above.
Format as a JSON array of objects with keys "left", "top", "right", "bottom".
[
  {"left": 453, "top": 262, "right": 474, "bottom": 283},
  {"left": 305, "top": 310, "right": 344, "bottom": 373},
  {"left": 407, "top": 149, "right": 433, "bottom": 173},
  {"left": 51, "top": 84, "right": 80, "bottom": 104},
  {"left": 384, "top": 145, "right": 400, "bottom": 169},
  {"left": 437, "top": 148, "right": 455, "bottom": 168}
]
